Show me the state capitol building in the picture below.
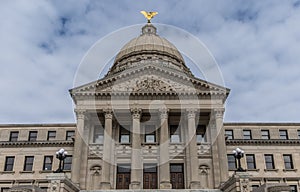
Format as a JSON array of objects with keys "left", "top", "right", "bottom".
[{"left": 0, "top": 19, "right": 299, "bottom": 192}]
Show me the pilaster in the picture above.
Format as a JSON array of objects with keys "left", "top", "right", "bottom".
[
  {"left": 186, "top": 108, "right": 201, "bottom": 189},
  {"left": 130, "top": 108, "right": 142, "bottom": 189},
  {"left": 100, "top": 109, "right": 113, "bottom": 189},
  {"left": 159, "top": 107, "right": 172, "bottom": 189},
  {"left": 71, "top": 109, "right": 86, "bottom": 186},
  {"left": 214, "top": 108, "right": 228, "bottom": 185}
]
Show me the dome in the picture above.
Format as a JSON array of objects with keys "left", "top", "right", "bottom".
[
  {"left": 114, "top": 24, "right": 184, "bottom": 64},
  {"left": 108, "top": 23, "right": 191, "bottom": 76}
]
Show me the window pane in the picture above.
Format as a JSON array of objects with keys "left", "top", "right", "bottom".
[
  {"left": 63, "top": 156, "right": 72, "bottom": 170},
  {"left": 119, "top": 126, "right": 130, "bottom": 143},
  {"left": 261, "top": 130, "right": 270, "bottom": 139},
  {"left": 196, "top": 125, "right": 206, "bottom": 142},
  {"left": 4, "top": 156, "right": 15, "bottom": 171},
  {"left": 170, "top": 125, "right": 181, "bottom": 143},
  {"left": 290, "top": 185, "right": 297, "bottom": 192},
  {"left": 24, "top": 156, "right": 34, "bottom": 171},
  {"left": 283, "top": 155, "right": 293, "bottom": 169},
  {"left": 94, "top": 125, "right": 104, "bottom": 143},
  {"left": 264, "top": 155, "right": 274, "bottom": 169},
  {"left": 47, "top": 131, "right": 56, "bottom": 140},
  {"left": 225, "top": 130, "right": 233, "bottom": 140},
  {"left": 145, "top": 135, "right": 155, "bottom": 143},
  {"left": 227, "top": 154, "right": 236, "bottom": 170},
  {"left": 246, "top": 154, "right": 256, "bottom": 169},
  {"left": 66, "top": 131, "right": 75, "bottom": 141},
  {"left": 145, "top": 125, "right": 156, "bottom": 143},
  {"left": 43, "top": 156, "right": 53, "bottom": 171},
  {"left": 279, "top": 130, "right": 288, "bottom": 139},
  {"left": 243, "top": 130, "right": 251, "bottom": 140},
  {"left": 29, "top": 131, "right": 37, "bottom": 141},
  {"left": 9, "top": 132, "right": 19, "bottom": 142}
]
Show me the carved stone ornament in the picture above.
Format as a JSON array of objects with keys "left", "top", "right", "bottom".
[
  {"left": 101, "top": 75, "right": 196, "bottom": 93},
  {"left": 131, "top": 108, "right": 142, "bottom": 119},
  {"left": 90, "top": 165, "right": 102, "bottom": 175},
  {"left": 186, "top": 108, "right": 197, "bottom": 119},
  {"left": 74, "top": 109, "right": 86, "bottom": 120},
  {"left": 240, "top": 179, "right": 250, "bottom": 192},
  {"left": 159, "top": 107, "right": 169, "bottom": 119},
  {"left": 104, "top": 109, "right": 113, "bottom": 119},
  {"left": 213, "top": 108, "right": 225, "bottom": 119}
]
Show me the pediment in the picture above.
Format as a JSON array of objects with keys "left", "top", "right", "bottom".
[{"left": 70, "top": 65, "right": 229, "bottom": 98}]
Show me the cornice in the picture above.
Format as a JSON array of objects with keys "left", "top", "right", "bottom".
[
  {"left": 0, "top": 140, "right": 74, "bottom": 147},
  {"left": 0, "top": 123, "right": 76, "bottom": 128},
  {"left": 224, "top": 122, "right": 300, "bottom": 126},
  {"left": 226, "top": 139, "right": 300, "bottom": 146}
]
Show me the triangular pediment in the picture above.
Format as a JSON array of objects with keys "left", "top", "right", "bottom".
[{"left": 70, "top": 65, "right": 230, "bottom": 98}]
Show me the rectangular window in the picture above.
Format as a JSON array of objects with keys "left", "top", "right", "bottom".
[
  {"left": 283, "top": 154, "right": 294, "bottom": 170},
  {"left": 261, "top": 130, "right": 270, "bottom": 139},
  {"left": 225, "top": 130, "right": 234, "bottom": 140},
  {"left": 66, "top": 131, "right": 75, "bottom": 141},
  {"left": 47, "top": 131, "right": 56, "bottom": 140},
  {"left": 4, "top": 156, "right": 15, "bottom": 171},
  {"left": 298, "top": 130, "right": 300, "bottom": 139},
  {"left": 1, "top": 188, "right": 10, "bottom": 192},
  {"left": 9, "top": 131, "right": 19, "bottom": 142},
  {"left": 93, "top": 125, "right": 104, "bottom": 143},
  {"left": 264, "top": 154, "right": 275, "bottom": 169},
  {"left": 243, "top": 130, "right": 252, "bottom": 140},
  {"left": 63, "top": 155, "right": 72, "bottom": 170},
  {"left": 24, "top": 156, "right": 34, "bottom": 171},
  {"left": 119, "top": 125, "right": 130, "bottom": 143},
  {"left": 43, "top": 156, "right": 53, "bottom": 171},
  {"left": 246, "top": 154, "right": 256, "bottom": 169},
  {"left": 28, "top": 131, "right": 38, "bottom": 141},
  {"left": 279, "top": 130, "right": 288, "bottom": 139},
  {"left": 227, "top": 154, "right": 236, "bottom": 170},
  {"left": 196, "top": 125, "right": 206, "bottom": 142},
  {"left": 290, "top": 185, "right": 298, "bottom": 192},
  {"left": 170, "top": 125, "right": 181, "bottom": 143},
  {"left": 144, "top": 125, "right": 156, "bottom": 143}
]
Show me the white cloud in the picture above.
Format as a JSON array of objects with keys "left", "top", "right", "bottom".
[{"left": 0, "top": 0, "right": 300, "bottom": 123}]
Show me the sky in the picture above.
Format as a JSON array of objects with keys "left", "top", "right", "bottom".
[{"left": 1, "top": 0, "right": 300, "bottom": 123}]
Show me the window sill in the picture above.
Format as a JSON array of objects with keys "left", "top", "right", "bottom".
[
  {"left": 142, "top": 142, "right": 158, "bottom": 145},
  {"left": 246, "top": 169, "right": 260, "bottom": 172},
  {"left": 0, "top": 171, "right": 15, "bottom": 174},
  {"left": 264, "top": 169, "right": 278, "bottom": 172},
  {"left": 170, "top": 142, "right": 184, "bottom": 145},
  {"left": 63, "top": 170, "right": 71, "bottom": 172},
  {"left": 19, "top": 171, "right": 35, "bottom": 174},
  {"left": 283, "top": 169, "right": 297, "bottom": 172},
  {"left": 39, "top": 170, "right": 53, "bottom": 173}
]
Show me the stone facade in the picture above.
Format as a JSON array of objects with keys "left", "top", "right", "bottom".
[{"left": 0, "top": 23, "right": 298, "bottom": 192}]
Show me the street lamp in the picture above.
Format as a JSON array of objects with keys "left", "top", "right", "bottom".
[
  {"left": 54, "top": 148, "right": 67, "bottom": 173},
  {"left": 232, "top": 147, "right": 245, "bottom": 172}
]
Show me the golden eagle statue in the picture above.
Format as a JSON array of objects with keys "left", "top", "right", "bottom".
[{"left": 140, "top": 11, "right": 158, "bottom": 23}]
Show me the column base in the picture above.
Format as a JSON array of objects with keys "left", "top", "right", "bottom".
[
  {"left": 129, "top": 181, "right": 141, "bottom": 189},
  {"left": 190, "top": 181, "right": 201, "bottom": 189},
  {"left": 160, "top": 181, "right": 172, "bottom": 189},
  {"left": 100, "top": 182, "right": 111, "bottom": 189}
]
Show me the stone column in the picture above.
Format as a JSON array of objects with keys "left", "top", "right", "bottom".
[
  {"left": 71, "top": 109, "right": 85, "bottom": 186},
  {"left": 159, "top": 108, "right": 172, "bottom": 189},
  {"left": 214, "top": 108, "right": 228, "bottom": 184},
  {"left": 186, "top": 109, "right": 201, "bottom": 189},
  {"left": 130, "top": 108, "right": 142, "bottom": 189},
  {"left": 100, "top": 109, "right": 113, "bottom": 189}
]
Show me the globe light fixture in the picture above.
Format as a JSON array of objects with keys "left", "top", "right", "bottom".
[
  {"left": 232, "top": 147, "right": 245, "bottom": 172},
  {"left": 54, "top": 148, "right": 68, "bottom": 173}
]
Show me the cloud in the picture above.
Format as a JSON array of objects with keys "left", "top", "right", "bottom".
[{"left": 0, "top": 0, "right": 299, "bottom": 123}]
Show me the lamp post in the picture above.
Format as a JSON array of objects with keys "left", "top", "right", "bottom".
[
  {"left": 232, "top": 147, "right": 245, "bottom": 172},
  {"left": 54, "top": 148, "right": 67, "bottom": 173}
]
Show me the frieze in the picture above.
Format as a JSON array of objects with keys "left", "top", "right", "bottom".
[{"left": 226, "top": 139, "right": 300, "bottom": 146}]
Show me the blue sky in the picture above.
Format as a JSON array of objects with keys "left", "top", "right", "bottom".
[{"left": 1, "top": 0, "right": 300, "bottom": 123}]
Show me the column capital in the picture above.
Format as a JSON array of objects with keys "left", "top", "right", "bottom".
[
  {"left": 104, "top": 109, "right": 113, "bottom": 119},
  {"left": 131, "top": 108, "right": 142, "bottom": 119},
  {"left": 159, "top": 107, "right": 169, "bottom": 119},
  {"left": 74, "top": 109, "right": 86, "bottom": 120},
  {"left": 213, "top": 108, "right": 225, "bottom": 119},
  {"left": 186, "top": 108, "right": 198, "bottom": 119}
]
